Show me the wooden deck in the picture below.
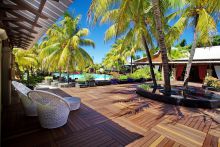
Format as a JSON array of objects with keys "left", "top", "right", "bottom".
[{"left": 2, "top": 84, "right": 220, "bottom": 147}]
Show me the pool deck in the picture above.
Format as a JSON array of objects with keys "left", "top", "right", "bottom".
[{"left": 2, "top": 83, "right": 220, "bottom": 147}]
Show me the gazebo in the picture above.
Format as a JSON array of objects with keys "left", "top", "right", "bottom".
[{"left": 0, "top": 0, "right": 73, "bottom": 110}]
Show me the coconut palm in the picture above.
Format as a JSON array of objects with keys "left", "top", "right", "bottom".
[
  {"left": 123, "top": 42, "right": 141, "bottom": 74},
  {"left": 103, "top": 38, "right": 141, "bottom": 73},
  {"left": 166, "top": 0, "right": 219, "bottom": 87},
  {"left": 40, "top": 13, "right": 95, "bottom": 83},
  {"left": 88, "top": 0, "right": 160, "bottom": 92},
  {"left": 13, "top": 48, "right": 38, "bottom": 85},
  {"left": 102, "top": 39, "right": 127, "bottom": 71},
  {"left": 169, "top": 46, "right": 189, "bottom": 60},
  {"left": 151, "top": 0, "right": 172, "bottom": 95}
]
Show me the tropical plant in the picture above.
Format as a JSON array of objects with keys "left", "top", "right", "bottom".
[
  {"left": 102, "top": 39, "right": 127, "bottom": 71},
  {"left": 129, "top": 67, "right": 151, "bottom": 79},
  {"left": 21, "top": 75, "right": 44, "bottom": 88},
  {"left": 118, "top": 75, "right": 128, "bottom": 81},
  {"left": 152, "top": 0, "right": 171, "bottom": 95},
  {"left": 88, "top": 0, "right": 160, "bottom": 92},
  {"left": 155, "top": 70, "right": 162, "bottom": 81},
  {"left": 13, "top": 48, "right": 39, "bottom": 86},
  {"left": 169, "top": 47, "right": 189, "bottom": 60},
  {"left": 40, "top": 13, "right": 95, "bottom": 83},
  {"left": 139, "top": 84, "right": 151, "bottom": 91},
  {"left": 83, "top": 73, "right": 95, "bottom": 81},
  {"left": 166, "top": 0, "right": 219, "bottom": 88},
  {"left": 103, "top": 38, "right": 141, "bottom": 74},
  {"left": 212, "top": 35, "right": 220, "bottom": 46}
]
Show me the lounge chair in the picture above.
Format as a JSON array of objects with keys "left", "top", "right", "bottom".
[
  {"left": 27, "top": 90, "right": 71, "bottom": 129},
  {"left": 27, "top": 90, "right": 81, "bottom": 128},
  {"left": 12, "top": 81, "right": 38, "bottom": 116}
]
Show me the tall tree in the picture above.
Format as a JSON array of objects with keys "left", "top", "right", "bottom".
[
  {"left": 40, "top": 13, "right": 95, "bottom": 83},
  {"left": 13, "top": 48, "right": 38, "bottom": 85},
  {"left": 88, "top": 0, "right": 159, "bottom": 91},
  {"left": 152, "top": 0, "right": 171, "bottom": 95},
  {"left": 102, "top": 39, "right": 127, "bottom": 72},
  {"left": 166, "top": 0, "right": 219, "bottom": 88}
]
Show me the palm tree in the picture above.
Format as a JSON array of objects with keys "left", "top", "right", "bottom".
[
  {"left": 40, "top": 13, "right": 95, "bottom": 83},
  {"left": 13, "top": 48, "right": 38, "bottom": 85},
  {"left": 103, "top": 38, "right": 140, "bottom": 74},
  {"left": 102, "top": 39, "right": 127, "bottom": 72},
  {"left": 150, "top": 0, "right": 171, "bottom": 95},
  {"left": 88, "top": 0, "right": 160, "bottom": 92},
  {"left": 123, "top": 42, "right": 141, "bottom": 74},
  {"left": 166, "top": 0, "right": 219, "bottom": 88}
]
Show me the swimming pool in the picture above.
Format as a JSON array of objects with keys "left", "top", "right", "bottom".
[{"left": 52, "top": 73, "right": 112, "bottom": 80}]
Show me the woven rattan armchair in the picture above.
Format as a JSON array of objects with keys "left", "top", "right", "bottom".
[
  {"left": 27, "top": 90, "right": 71, "bottom": 129},
  {"left": 12, "top": 81, "right": 37, "bottom": 116}
]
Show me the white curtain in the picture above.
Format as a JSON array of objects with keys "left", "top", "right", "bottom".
[{"left": 214, "top": 66, "right": 220, "bottom": 79}]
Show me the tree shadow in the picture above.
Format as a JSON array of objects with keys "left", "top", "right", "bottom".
[{"left": 3, "top": 88, "right": 144, "bottom": 147}]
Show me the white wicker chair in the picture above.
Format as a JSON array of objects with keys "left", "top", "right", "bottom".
[
  {"left": 12, "top": 81, "right": 37, "bottom": 116},
  {"left": 27, "top": 90, "right": 71, "bottom": 129}
]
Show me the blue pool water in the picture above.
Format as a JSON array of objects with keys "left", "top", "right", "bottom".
[{"left": 52, "top": 73, "right": 112, "bottom": 80}]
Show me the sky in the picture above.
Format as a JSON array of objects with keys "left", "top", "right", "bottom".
[
  {"left": 40, "top": 0, "right": 220, "bottom": 64},
  {"left": 66, "top": 0, "right": 115, "bottom": 64}
]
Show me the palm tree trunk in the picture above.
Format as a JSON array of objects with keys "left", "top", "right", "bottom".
[
  {"left": 183, "top": 16, "right": 199, "bottom": 88},
  {"left": 130, "top": 56, "right": 133, "bottom": 73},
  {"left": 142, "top": 35, "right": 157, "bottom": 93},
  {"left": 152, "top": 0, "right": 171, "bottom": 96}
]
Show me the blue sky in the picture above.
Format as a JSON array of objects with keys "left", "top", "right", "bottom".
[
  {"left": 40, "top": 0, "right": 220, "bottom": 63},
  {"left": 66, "top": 0, "right": 115, "bottom": 63}
]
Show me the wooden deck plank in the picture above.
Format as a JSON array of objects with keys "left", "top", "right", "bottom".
[
  {"left": 3, "top": 84, "right": 220, "bottom": 147},
  {"left": 153, "top": 119, "right": 206, "bottom": 147}
]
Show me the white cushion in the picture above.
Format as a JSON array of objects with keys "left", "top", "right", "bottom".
[{"left": 62, "top": 97, "right": 81, "bottom": 111}]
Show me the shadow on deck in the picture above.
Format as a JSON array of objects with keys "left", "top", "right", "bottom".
[{"left": 2, "top": 88, "right": 143, "bottom": 147}]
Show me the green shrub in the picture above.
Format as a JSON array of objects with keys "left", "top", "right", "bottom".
[
  {"left": 118, "top": 75, "right": 128, "bottom": 80},
  {"left": 204, "top": 76, "right": 220, "bottom": 90},
  {"left": 110, "top": 72, "right": 120, "bottom": 79},
  {"left": 138, "top": 84, "right": 151, "bottom": 91},
  {"left": 204, "top": 76, "right": 217, "bottom": 86},
  {"left": 76, "top": 79, "right": 86, "bottom": 84},
  {"left": 128, "top": 73, "right": 141, "bottom": 79},
  {"left": 83, "top": 73, "right": 95, "bottom": 81},
  {"left": 155, "top": 71, "right": 162, "bottom": 81},
  {"left": 45, "top": 76, "right": 53, "bottom": 81},
  {"left": 130, "top": 67, "right": 151, "bottom": 79},
  {"left": 21, "top": 75, "right": 44, "bottom": 87}
]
